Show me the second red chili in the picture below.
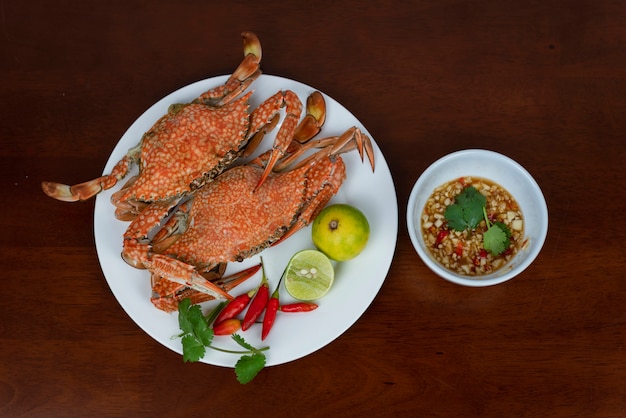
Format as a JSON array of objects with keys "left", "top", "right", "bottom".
[
  {"left": 242, "top": 260, "right": 270, "bottom": 331},
  {"left": 261, "top": 284, "right": 280, "bottom": 340}
]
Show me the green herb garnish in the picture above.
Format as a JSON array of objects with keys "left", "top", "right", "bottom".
[
  {"left": 443, "top": 185, "right": 512, "bottom": 256},
  {"left": 482, "top": 207, "right": 512, "bottom": 256},
  {"left": 176, "top": 298, "right": 268, "bottom": 384},
  {"left": 232, "top": 334, "right": 267, "bottom": 384},
  {"left": 444, "top": 186, "right": 487, "bottom": 231}
]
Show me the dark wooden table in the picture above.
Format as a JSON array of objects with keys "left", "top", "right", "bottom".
[{"left": 2, "top": 1, "right": 625, "bottom": 416}]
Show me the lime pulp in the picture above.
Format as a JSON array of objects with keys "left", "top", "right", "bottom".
[{"left": 284, "top": 250, "right": 334, "bottom": 301}]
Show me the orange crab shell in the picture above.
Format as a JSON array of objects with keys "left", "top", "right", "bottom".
[
  {"left": 117, "top": 93, "right": 253, "bottom": 203},
  {"left": 163, "top": 155, "right": 347, "bottom": 267}
]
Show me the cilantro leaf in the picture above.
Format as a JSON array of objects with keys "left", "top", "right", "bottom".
[
  {"left": 181, "top": 334, "right": 206, "bottom": 362},
  {"left": 482, "top": 208, "right": 511, "bottom": 255},
  {"left": 178, "top": 297, "right": 214, "bottom": 346},
  {"left": 231, "top": 334, "right": 267, "bottom": 383},
  {"left": 175, "top": 298, "right": 269, "bottom": 384},
  {"left": 457, "top": 186, "right": 487, "bottom": 228},
  {"left": 231, "top": 334, "right": 256, "bottom": 352},
  {"left": 178, "top": 298, "right": 214, "bottom": 361},
  {"left": 443, "top": 204, "right": 466, "bottom": 230},
  {"left": 444, "top": 186, "right": 486, "bottom": 231},
  {"left": 483, "top": 224, "right": 509, "bottom": 255},
  {"left": 235, "top": 353, "right": 266, "bottom": 384},
  {"left": 194, "top": 322, "right": 214, "bottom": 347},
  {"left": 493, "top": 221, "right": 512, "bottom": 239},
  {"left": 177, "top": 298, "right": 194, "bottom": 334}
]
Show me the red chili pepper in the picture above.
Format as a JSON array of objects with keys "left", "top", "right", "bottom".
[
  {"left": 279, "top": 302, "right": 318, "bottom": 313},
  {"left": 242, "top": 259, "right": 270, "bottom": 331},
  {"left": 473, "top": 249, "right": 489, "bottom": 266},
  {"left": 213, "top": 318, "right": 241, "bottom": 336},
  {"left": 213, "top": 289, "right": 255, "bottom": 325},
  {"left": 435, "top": 229, "right": 449, "bottom": 246},
  {"left": 454, "top": 241, "right": 463, "bottom": 256},
  {"left": 261, "top": 285, "right": 280, "bottom": 341}
]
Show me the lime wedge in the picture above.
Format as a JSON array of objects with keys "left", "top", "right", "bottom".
[{"left": 284, "top": 250, "right": 334, "bottom": 301}]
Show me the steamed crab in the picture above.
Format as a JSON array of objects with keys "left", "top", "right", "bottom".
[
  {"left": 41, "top": 31, "right": 375, "bottom": 312},
  {"left": 41, "top": 32, "right": 325, "bottom": 220},
  {"left": 123, "top": 126, "right": 375, "bottom": 312}
]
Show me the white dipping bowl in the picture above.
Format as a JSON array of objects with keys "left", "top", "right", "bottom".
[{"left": 406, "top": 149, "right": 548, "bottom": 286}]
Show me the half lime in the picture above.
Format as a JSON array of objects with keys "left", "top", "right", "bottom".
[{"left": 284, "top": 250, "right": 335, "bottom": 301}]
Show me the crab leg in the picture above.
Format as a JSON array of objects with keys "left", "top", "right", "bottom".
[
  {"left": 252, "top": 90, "right": 329, "bottom": 190},
  {"left": 276, "top": 126, "right": 376, "bottom": 172},
  {"left": 245, "top": 90, "right": 326, "bottom": 159},
  {"left": 241, "top": 90, "right": 301, "bottom": 190},
  {"left": 41, "top": 146, "right": 137, "bottom": 202},
  {"left": 332, "top": 127, "right": 376, "bottom": 170},
  {"left": 274, "top": 136, "right": 338, "bottom": 172},
  {"left": 211, "top": 263, "right": 262, "bottom": 290}
]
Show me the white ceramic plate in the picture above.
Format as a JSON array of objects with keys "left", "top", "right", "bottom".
[{"left": 94, "top": 74, "right": 397, "bottom": 367}]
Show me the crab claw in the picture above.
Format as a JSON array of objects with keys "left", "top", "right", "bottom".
[
  {"left": 41, "top": 180, "right": 98, "bottom": 202},
  {"left": 253, "top": 90, "right": 304, "bottom": 190},
  {"left": 232, "top": 31, "right": 262, "bottom": 82},
  {"left": 42, "top": 153, "right": 133, "bottom": 202},
  {"left": 41, "top": 173, "right": 122, "bottom": 202},
  {"left": 242, "top": 32, "right": 262, "bottom": 62},
  {"left": 254, "top": 91, "right": 328, "bottom": 191},
  {"left": 293, "top": 91, "right": 326, "bottom": 143},
  {"left": 197, "top": 32, "right": 263, "bottom": 106},
  {"left": 149, "top": 255, "right": 235, "bottom": 301},
  {"left": 150, "top": 264, "right": 261, "bottom": 313}
]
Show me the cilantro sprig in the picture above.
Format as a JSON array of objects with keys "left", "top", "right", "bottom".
[
  {"left": 176, "top": 298, "right": 268, "bottom": 384},
  {"left": 443, "top": 185, "right": 512, "bottom": 256},
  {"left": 444, "top": 186, "right": 486, "bottom": 231},
  {"left": 482, "top": 207, "right": 512, "bottom": 256}
]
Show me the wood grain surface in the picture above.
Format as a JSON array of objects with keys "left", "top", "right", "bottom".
[{"left": 2, "top": 1, "right": 625, "bottom": 416}]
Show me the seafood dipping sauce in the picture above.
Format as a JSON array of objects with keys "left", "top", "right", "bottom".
[{"left": 421, "top": 176, "right": 527, "bottom": 276}]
